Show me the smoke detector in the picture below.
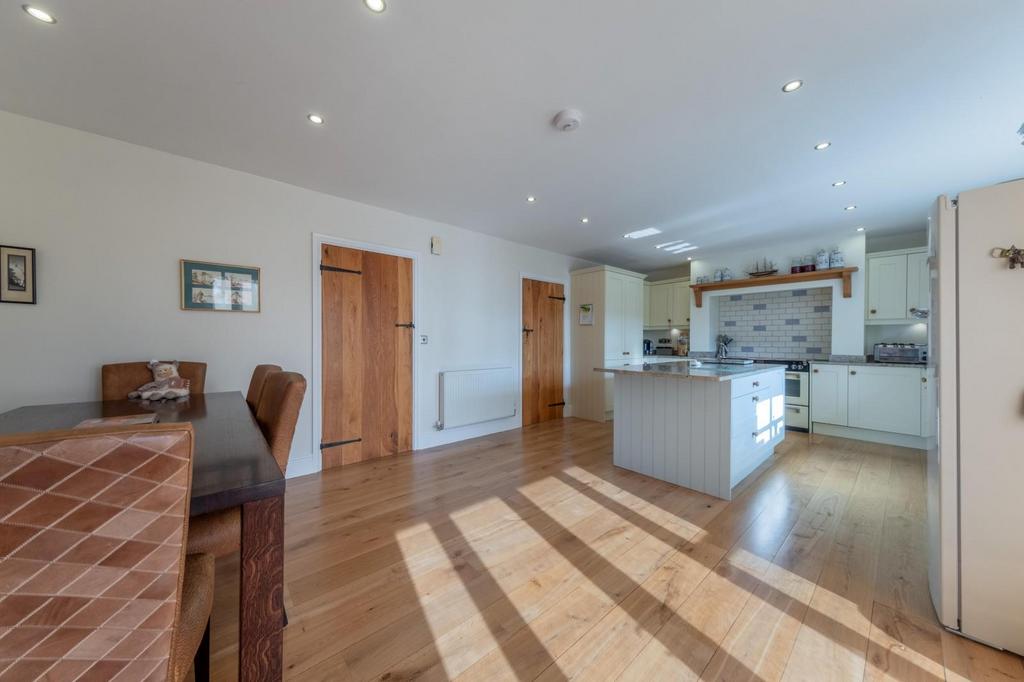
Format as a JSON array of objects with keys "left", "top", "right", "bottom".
[{"left": 552, "top": 109, "right": 583, "bottom": 132}]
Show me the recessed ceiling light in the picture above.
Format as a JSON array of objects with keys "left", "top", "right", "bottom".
[
  {"left": 844, "top": 205, "right": 857, "bottom": 211},
  {"left": 526, "top": 196, "right": 536, "bottom": 203},
  {"left": 856, "top": 226, "right": 865, "bottom": 232},
  {"left": 307, "top": 113, "right": 325, "bottom": 125},
  {"left": 580, "top": 217, "right": 589, "bottom": 224},
  {"left": 22, "top": 5, "right": 56, "bottom": 23},
  {"left": 364, "top": 0, "right": 386, "bottom": 12},
  {"left": 832, "top": 180, "right": 847, "bottom": 187},
  {"left": 623, "top": 227, "right": 662, "bottom": 239},
  {"left": 781, "top": 80, "right": 803, "bottom": 93},
  {"left": 655, "top": 240, "right": 688, "bottom": 249},
  {"left": 814, "top": 141, "right": 831, "bottom": 151}
]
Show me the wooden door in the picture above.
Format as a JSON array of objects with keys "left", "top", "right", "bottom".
[
  {"left": 321, "top": 244, "right": 413, "bottom": 468},
  {"left": 522, "top": 278, "right": 564, "bottom": 426}
]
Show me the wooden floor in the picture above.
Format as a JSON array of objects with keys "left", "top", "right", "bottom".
[{"left": 206, "top": 418, "right": 1024, "bottom": 681}]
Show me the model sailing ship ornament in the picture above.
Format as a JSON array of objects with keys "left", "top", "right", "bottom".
[{"left": 747, "top": 257, "right": 778, "bottom": 278}]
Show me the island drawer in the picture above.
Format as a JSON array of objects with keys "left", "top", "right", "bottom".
[{"left": 730, "top": 371, "right": 782, "bottom": 399}]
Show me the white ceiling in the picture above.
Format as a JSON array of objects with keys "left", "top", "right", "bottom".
[{"left": 2, "top": 0, "right": 1023, "bottom": 271}]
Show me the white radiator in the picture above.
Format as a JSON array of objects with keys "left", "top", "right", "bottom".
[{"left": 436, "top": 367, "right": 516, "bottom": 430}]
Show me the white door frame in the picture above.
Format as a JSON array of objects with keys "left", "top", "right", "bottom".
[
  {"left": 519, "top": 272, "right": 571, "bottom": 420},
  {"left": 311, "top": 233, "right": 421, "bottom": 472}
]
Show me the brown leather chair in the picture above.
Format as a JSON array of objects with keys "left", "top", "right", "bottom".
[
  {"left": 246, "top": 364, "right": 282, "bottom": 413},
  {"left": 0, "top": 423, "right": 212, "bottom": 681},
  {"left": 171, "top": 553, "right": 215, "bottom": 682},
  {"left": 188, "top": 371, "right": 306, "bottom": 558},
  {"left": 101, "top": 361, "right": 208, "bottom": 401}
]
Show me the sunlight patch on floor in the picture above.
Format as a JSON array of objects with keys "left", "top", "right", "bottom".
[{"left": 393, "top": 521, "right": 480, "bottom": 680}]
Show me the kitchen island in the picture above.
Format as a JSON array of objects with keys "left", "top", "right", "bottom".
[{"left": 596, "top": 361, "right": 785, "bottom": 499}]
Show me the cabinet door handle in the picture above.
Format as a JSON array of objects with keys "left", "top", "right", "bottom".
[
  {"left": 813, "top": 368, "right": 819, "bottom": 373},
  {"left": 752, "top": 396, "right": 759, "bottom": 403},
  {"left": 753, "top": 381, "right": 760, "bottom": 387},
  {"left": 870, "top": 309, "right": 877, "bottom": 314},
  {"left": 921, "top": 377, "right": 928, "bottom": 383},
  {"left": 623, "top": 351, "right": 630, "bottom": 355},
  {"left": 751, "top": 431, "right": 759, "bottom": 438},
  {"left": 850, "top": 370, "right": 857, "bottom": 375}
]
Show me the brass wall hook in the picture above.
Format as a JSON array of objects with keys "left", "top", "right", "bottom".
[{"left": 991, "top": 245, "right": 1024, "bottom": 269}]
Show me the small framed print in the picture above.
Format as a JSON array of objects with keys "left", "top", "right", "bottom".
[
  {"left": 578, "top": 303, "right": 594, "bottom": 326},
  {"left": 180, "top": 259, "right": 260, "bottom": 312},
  {"left": 1, "top": 245, "right": 36, "bottom": 305}
]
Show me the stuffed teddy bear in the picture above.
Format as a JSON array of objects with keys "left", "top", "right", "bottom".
[{"left": 128, "top": 360, "right": 191, "bottom": 401}]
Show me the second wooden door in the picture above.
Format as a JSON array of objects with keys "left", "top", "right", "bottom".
[
  {"left": 321, "top": 244, "right": 413, "bottom": 468},
  {"left": 522, "top": 278, "right": 564, "bottom": 426}
]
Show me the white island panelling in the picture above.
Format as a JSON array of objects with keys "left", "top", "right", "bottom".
[{"left": 600, "top": 362, "right": 785, "bottom": 499}]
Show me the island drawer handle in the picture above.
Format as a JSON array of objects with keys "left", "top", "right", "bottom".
[
  {"left": 751, "top": 431, "right": 759, "bottom": 438},
  {"left": 752, "top": 396, "right": 759, "bottom": 403},
  {"left": 753, "top": 381, "right": 760, "bottom": 387}
]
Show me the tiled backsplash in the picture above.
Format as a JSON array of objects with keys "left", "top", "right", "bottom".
[{"left": 718, "top": 287, "right": 832, "bottom": 360}]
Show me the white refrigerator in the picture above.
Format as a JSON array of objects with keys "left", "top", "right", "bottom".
[{"left": 928, "top": 179, "right": 1024, "bottom": 655}]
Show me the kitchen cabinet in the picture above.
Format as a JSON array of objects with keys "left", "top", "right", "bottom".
[
  {"left": 847, "top": 365, "right": 922, "bottom": 435},
  {"left": 810, "top": 363, "right": 849, "bottom": 426},
  {"left": 670, "top": 281, "right": 690, "bottom": 328},
  {"left": 606, "top": 272, "right": 643, "bottom": 361},
  {"left": 643, "top": 278, "right": 690, "bottom": 329},
  {"left": 906, "top": 251, "right": 930, "bottom": 316},
  {"left": 570, "top": 265, "right": 647, "bottom": 421},
  {"left": 811, "top": 362, "right": 932, "bottom": 438},
  {"left": 866, "top": 248, "right": 929, "bottom": 323}
]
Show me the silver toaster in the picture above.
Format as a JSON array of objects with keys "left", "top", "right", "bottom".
[{"left": 873, "top": 343, "right": 927, "bottom": 364}]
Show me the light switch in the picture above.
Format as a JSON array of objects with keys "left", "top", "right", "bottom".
[{"left": 430, "top": 236, "right": 442, "bottom": 255}]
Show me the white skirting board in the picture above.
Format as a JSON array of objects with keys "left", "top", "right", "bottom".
[{"left": 437, "top": 367, "right": 516, "bottom": 430}]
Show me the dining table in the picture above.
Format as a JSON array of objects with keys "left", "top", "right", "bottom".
[{"left": 0, "top": 391, "right": 285, "bottom": 682}]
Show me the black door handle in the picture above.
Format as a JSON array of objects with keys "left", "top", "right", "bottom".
[{"left": 523, "top": 327, "right": 535, "bottom": 334}]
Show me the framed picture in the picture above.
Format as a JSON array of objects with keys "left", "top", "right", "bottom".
[
  {"left": 1, "top": 245, "right": 36, "bottom": 304},
  {"left": 180, "top": 259, "right": 260, "bottom": 312},
  {"left": 578, "top": 303, "right": 594, "bottom": 326}
]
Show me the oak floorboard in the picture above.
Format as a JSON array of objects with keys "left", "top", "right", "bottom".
[{"left": 203, "top": 419, "right": 1022, "bottom": 682}]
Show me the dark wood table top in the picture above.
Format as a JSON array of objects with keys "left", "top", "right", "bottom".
[{"left": 0, "top": 391, "right": 285, "bottom": 516}]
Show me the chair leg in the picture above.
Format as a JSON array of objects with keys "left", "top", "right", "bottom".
[{"left": 194, "top": 619, "right": 211, "bottom": 682}]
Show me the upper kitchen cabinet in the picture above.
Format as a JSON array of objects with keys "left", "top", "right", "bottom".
[
  {"left": 643, "top": 278, "right": 690, "bottom": 329},
  {"left": 866, "top": 248, "right": 929, "bottom": 324},
  {"left": 571, "top": 266, "right": 647, "bottom": 421}
]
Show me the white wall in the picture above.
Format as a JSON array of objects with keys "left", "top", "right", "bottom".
[
  {"left": 689, "top": 234, "right": 866, "bottom": 357},
  {"left": 867, "top": 230, "right": 927, "bottom": 253},
  {"left": 0, "top": 111, "right": 583, "bottom": 477}
]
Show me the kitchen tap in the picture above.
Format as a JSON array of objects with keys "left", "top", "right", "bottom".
[{"left": 716, "top": 334, "right": 733, "bottom": 359}]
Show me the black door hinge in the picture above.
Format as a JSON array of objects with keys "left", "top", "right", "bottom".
[
  {"left": 548, "top": 296, "right": 566, "bottom": 301},
  {"left": 548, "top": 401, "right": 566, "bottom": 407},
  {"left": 320, "top": 264, "right": 362, "bottom": 275},
  {"left": 320, "top": 438, "right": 362, "bottom": 450},
  {"left": 395, "top": 322, "right": 415, "bottom": 328}
]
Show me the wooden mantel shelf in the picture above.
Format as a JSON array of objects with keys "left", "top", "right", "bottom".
[{"left": 690, "top": 267, "right": 859, "bottom": 307}]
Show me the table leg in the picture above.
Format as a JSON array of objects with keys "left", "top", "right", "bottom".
[{"left": 239, "top": 495, "right": 284, "bottom": 681}]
